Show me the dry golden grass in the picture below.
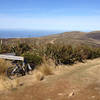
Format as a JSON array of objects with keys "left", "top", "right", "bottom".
[
  {"left": 0, "top": 59, "right": 12, "bottom": 75},
  {"left": 0, "top": 59, "right": 20, "bottom": 91},
  {"left": 37, "top": 58, "right": 55, "bottom": 76},
  {"left": 38, "top": 65, "right": 53, "bottom": 76},
  {"left": 34, "top": 70, "right": 44, "bottom": 81},
  {"left": 0, "top": 76, "right": 19, "bottom": 91}
]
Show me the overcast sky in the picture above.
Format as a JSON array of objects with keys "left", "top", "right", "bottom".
[{"left": 0, "top": 0, "right": 100, "bottom": 31}]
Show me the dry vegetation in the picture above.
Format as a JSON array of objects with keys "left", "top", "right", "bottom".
[
  {"left": 1, "top": 31, "right": 100, "bottom": 47},
  {"left": 0, "top": 59, "right": 19, "bottom": 91},
  {"left": 37, "top": 60, "right": 54, "bottom": 76},
  {"left": 1, "top": 41, "right": 100, "bottom": 77},
  {"left": 0, "top": 59, "right": 12, "bottom": 75},
  {"left": 0, "top": 31, "right": 100, "bottom": 91},
  {"left": 37, "top": 65, "right": 53, "bottom": 76},
  {"left": 0, "top": 77, "right": 19, "bottom": 91},
  {"left": 34, "top": 59, "right": 54, "bottom": 81},
  {"left": 34, "top": 71, "right": 44, "bottom": 81}
]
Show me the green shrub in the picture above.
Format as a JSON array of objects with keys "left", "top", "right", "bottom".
[
  {"left": 1, "top": 41, "right": 100, "bottom": 66},
  {"left": 23, "top": 53, "right": 43, "bottom": 66},
  {"left": 11, "top": 43, "right": 31, "bottom": 55},
  {"left": 44, "top": 44, "right": 100, "bottom": 65},
  {"left": 0, "top": 44, "right": 11, "bottom": 53}
]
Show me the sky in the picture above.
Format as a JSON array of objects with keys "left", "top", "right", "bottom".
[{"left": 0, "top": 0, "right": 100, "bottom": 31}]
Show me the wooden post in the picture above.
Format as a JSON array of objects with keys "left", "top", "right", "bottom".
[
  {"left": 0, "top": 40, "right": 2, "bottom": 53},
  {"left": 1, "top": 40, "right": 2, "bottom": 45}
]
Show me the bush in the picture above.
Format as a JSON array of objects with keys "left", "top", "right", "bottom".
[
  {"left": 0, "top": 44, "right": 11, "bottom": 53},
  {"left": 11, "top": 43, "right": 31, "bottom": 56},
  {"left": 44, "top": 44, "right": 76, "bottom": 65},
  {"left": 44, "top": 44, "right": 100, "bottom": 65},
  {"left": 1, "top": 41, "right": 100, "bottom": 68},
  {"left": 23, "top": 53, "right": 43, "bottom": 66},
  {"left": 37, "top": 60, "right": 53, "bottom": 76}
]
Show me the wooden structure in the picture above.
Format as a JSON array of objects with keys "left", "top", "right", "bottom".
[{"left": 0, "top": 54, "right": 24, "bottom": 61}]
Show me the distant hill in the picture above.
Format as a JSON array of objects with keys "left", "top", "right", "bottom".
[
  {"left": 1, "top": 31, "right": 100, "bottom": 47},
  {"left": 87, "top": 31, "right": 100, "bottom": 40}
]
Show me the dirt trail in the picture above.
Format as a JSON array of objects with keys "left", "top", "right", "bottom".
[{"left": 0, "top": 58, "right": 100, "bottom": 100}]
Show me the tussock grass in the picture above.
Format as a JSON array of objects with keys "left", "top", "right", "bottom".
[
  {"left": 0, "top": 59, "right": 12, "bottom": 75},
  {"left": 38, "top": 65, "right": 53, "bottom": 76},
  {"left": 34, "top": 70, "right": 44, "bottom": 81},
  {"left": 0, "top": 76, "right": 19, "bottom": 91},
  {"left": 0, "top": 60, "right": 18, "bottom": 91},
  {"left": 37, "top": 58, "right": 54, "bottom": 76}
]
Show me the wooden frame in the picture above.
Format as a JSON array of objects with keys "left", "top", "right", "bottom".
[{"left": 0, "top": 54, "right": 24, "bottom": 61}]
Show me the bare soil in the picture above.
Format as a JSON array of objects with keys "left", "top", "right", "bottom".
[{"left": 0, "top": 58, "right": 100, "bottom": 100}]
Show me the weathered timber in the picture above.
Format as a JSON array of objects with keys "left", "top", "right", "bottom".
[{"left": 0, "top": 54, "right": 24, "bottom": 61}]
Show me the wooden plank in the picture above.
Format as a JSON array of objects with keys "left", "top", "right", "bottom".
[{"left": 0, "top": 54, "right": 24, "bottom": 61}]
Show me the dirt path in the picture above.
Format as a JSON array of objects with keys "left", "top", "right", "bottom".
[{"left": 0, "top": 58, "right": 100, "bottom": 100}]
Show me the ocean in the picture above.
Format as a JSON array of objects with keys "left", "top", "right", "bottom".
[{"left": 0, "top": 30, "right": 64, "bottom": 38}]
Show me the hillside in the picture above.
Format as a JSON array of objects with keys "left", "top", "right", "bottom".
[
  {"left": 0, "top": 31, "right": 100, "bottom": 100},
  {"left": 87, "top": 31, "right": 100, "bottom": 40},
  {"left": 0, "top": 58, "right": 100, "bottom": 100},
  {"left": 1, "top": 31, "right": 100, "bottom": 47}
]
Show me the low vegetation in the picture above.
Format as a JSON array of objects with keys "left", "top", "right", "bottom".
[
  {"left": 0, "top": 39, "right": 100, "bottom": 91},
  {"left": 37, "top": 63, "right": 53, "bottom": 76},
  {"left": 0, "top": 42, "right": 100, "bottom": 77},
  {"left": 23, "top": 52, "right": 43, "bottom": 66},
  {"left": 1, "top": 42, "right": 100, "bottom": 66},
  {"left": 0, "top": 59, "right": 12, "bottom": 75}
]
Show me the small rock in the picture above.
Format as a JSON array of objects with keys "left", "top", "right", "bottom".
[
  {"left": 68, "top": 91, "right": 75, "bottom": 97},
  {"left": 91, "top": 96, "right": 95, "bottom": 98},
  {"left": 19, "top": 83, "right": 24, "bottom": 86},
  {"left": 47, "top": 99, "right": 51, "bottom": 100},
  {"left": 40, "top": 76, "right": 44, "bottom": 81},
  {"left": 58, "top": 93, "right": 63, "bottom": 96}
]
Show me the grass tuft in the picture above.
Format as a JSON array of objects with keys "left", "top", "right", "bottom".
[
  {"left": 0, "top": 59, "right": 12, "bottom": 75},
  {"left": 37, "top": 58, "right": 54, "bottom": 76},
  {"left": 34, "top": 70, "right": 44, "bottom": 81}
]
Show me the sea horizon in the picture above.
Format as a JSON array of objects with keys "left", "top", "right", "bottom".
[
  {"left": 0, "top": 29, "right": 93, "bottom": 39},
  {"left": 0, "top": 29, "right": 65, "bottom": 38}
]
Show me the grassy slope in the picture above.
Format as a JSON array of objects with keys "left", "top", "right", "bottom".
[{"left": 1, "top": 31, "right": 100, "bottom": 47}]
